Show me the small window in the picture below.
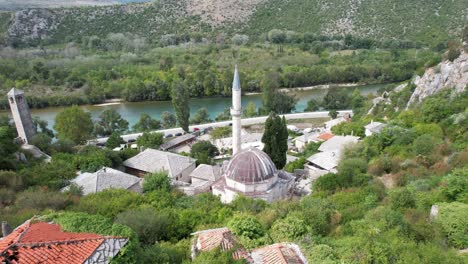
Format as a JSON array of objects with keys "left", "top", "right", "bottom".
[{"left": 9, "top": 97, "right": 14, "bottom": 104}]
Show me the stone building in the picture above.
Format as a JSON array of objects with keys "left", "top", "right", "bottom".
[
  {"left": 7, "top": 88, "right": 36, "bottom": 144},
  {"left": 122, "top": 148, "right": 196, "bottom": 181},
  {"left": 212, "top": 148, "right": 295, "bottom": 203}
]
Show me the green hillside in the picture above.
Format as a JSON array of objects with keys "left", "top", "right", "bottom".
[
  {"left": 2, "top": 0, "right": 466, "bottom": 47},
  {"left": 244, "top": 0, "right": 466, "bottom": 45}
]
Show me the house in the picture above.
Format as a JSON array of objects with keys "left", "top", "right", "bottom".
[
  {"left": 324, "top": 116, "right": 349, "bottom": 131},
  {"left": 62, "top": 167, "right": 143, "bottom": 195},
  {"left": 365, "top": 121, "right": 387, "bottom": 136},
  {"left": 160, "top": 134, "right": 196, "bottom": 152},
  {"left": 0, "top": 219, "right": 128, "bottom": 264},
  {"left": 178, "top": 164, "right": 222, "bottom": 195},
  {"left": 250, "top": 243, "right": 308, "bottom": 264},
  {"left": 294, "top": 132, "right": 334, "bottom": 151},
  {"left": 191, "top": 227, "right": 308, "bottom": 264},
  {"left": 190, "top": 227, "right": 249, "bottom": 260},
  {"left": 123, "top": 148, "right": 196, "bottom": 182},
  {"left": 214, "top": 131, "right": 263, "bottom": 152},
  {"left": 306, "top": 135, "right": 359, "bottom": 173}
]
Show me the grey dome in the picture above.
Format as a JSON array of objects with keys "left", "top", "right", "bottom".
[{"left": 225, "top": 148, "right": 277, "bottom": 184}]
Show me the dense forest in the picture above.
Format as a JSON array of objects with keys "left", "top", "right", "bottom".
[{"left": 0, "top": 32, "right": 444, "bottom": 110}]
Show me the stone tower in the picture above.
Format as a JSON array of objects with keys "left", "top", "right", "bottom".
[
  {"left": 231, "top": 66, "right": 242, "bottom": 155},
  {"left": 7, "top": 88, "right": 36, "bottom": 144}
]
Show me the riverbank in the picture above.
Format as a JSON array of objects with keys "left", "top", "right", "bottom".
[
  {"left": 245, "top": 82, "right": 364, "bottom": 95},
  {"left": 93, "top": 99, "right": 124, "bottom": 107}
]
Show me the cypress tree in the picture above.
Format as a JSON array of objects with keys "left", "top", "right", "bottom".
[
  {"left": 262, "top": 112, "right": 288, "bottom": 169},
  {"left": 171, "top": 81, "right": 190, "bottom": 132}
]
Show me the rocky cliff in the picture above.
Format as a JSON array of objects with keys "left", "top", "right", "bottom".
[
  {"left": 407, "top": 51, "right": 467, "bottom": 107},
  {"left": 1, "top": 0, "right": 466, "bottom": 46}
]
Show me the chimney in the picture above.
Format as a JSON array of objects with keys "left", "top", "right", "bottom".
[{"left": 2, "top": 221, "right": 11, "bottom": 237}]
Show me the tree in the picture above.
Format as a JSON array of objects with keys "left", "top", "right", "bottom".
[
  {"left": 215, "top": 107, "right": 231, "bottom": 121},
  {"left": 106, "top": 132, "right": 125, "bottom": 149},
  {"left": 390, "top": 188, "right": 415, "bottom": 210},
  {"left": 136, "top": 132, "right": 164, "bottom": 149},
  {"left": 143, "top": 171, "right": 171, "bottom": 192},
  {"left": 437, "top": 202, "right": 468, "bottom": 248},
  {"left": 94, "top": 109, "right": 129, "bottom": 136},
  {"left": 228, "top": 214, "right": 265, "bottom": 239},
  {"left": 351, "top": 88, "right": 365, "bottom": 114},
  {"left": 243, "top": 101, "right": 257, "bottom": 117},
  {"left": 261, "top": 72, "right": 297, "bottom": 114},
  {"left": 54, "top": 106, "right": 93, "bottom": 144},
  {"left": 305, "top": 99, "right": 319, "bottom": 112},
  {"left": 171, "top": 81, "right": 190, "bottom": 132},
  {"left": 133, "top": 113, "right": 161, "bottom": 132},
  {"left": 271, "top": 213, "right": 308, "bottom": 242},
  {"left": 329, "top": 110, "right": 338, "bottom": 119},
  {"left": 161, "top": 111, "right": 177, "bottom": 128},
  {"left": 30, "top": 133, "right": 52, "bottom": 154},
  {"left": 0, "top": 125, "right": 18, "bottom": 164},
  {"left": 115, "top": 208, "right": 171, "bottom": 244},
  {"left": 262, "top": 113, "right": 288, "bottom": 169},
  {"left": 33, "top": 117, "right": 54, "bottom": 138},
  {"left": 190, "top": 141, "right": 219, "bottom": 165},
  {"left": 190, "top": 108, "right": 212, "bottom": 124},
  {"left": 322, "top": 88, "right": 351, "bottom": 110}
]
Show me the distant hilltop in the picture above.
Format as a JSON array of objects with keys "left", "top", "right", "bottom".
[
  {"left": 0, "top": 0, "right": 466, "bottom": 47},
  {"left": 0, "top": 0, "right": 151, "bottom": 11}
]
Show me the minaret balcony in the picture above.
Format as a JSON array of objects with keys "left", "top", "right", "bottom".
[{"left": 230, "top": 107, "right": 241, "bottom": 116}]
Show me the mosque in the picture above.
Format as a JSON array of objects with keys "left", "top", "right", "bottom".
[{"left": 211, "top": 66, "right": 295, "bottom": 203}]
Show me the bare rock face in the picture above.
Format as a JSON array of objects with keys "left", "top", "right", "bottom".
[
  {"left": 407, "top": 51, "right": 467, "bottom": 107},
  {"left": 8, "top": 9, "right": 63, "bottom": 43}
]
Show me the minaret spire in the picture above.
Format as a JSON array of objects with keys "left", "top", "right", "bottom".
[{"left": 231, "top": 65, "right": 242, "bottom": 155}]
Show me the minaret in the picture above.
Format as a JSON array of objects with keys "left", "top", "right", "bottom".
[
  {"left": 231, "top": 66, "right": 242, "bottom": 155},
  {"left": 7, "top": 88, "right": 36, "bottom": 144}
]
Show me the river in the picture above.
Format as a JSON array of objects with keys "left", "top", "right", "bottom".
[{"left": 1, "top": 84, "right": 387, "bottom": 130}]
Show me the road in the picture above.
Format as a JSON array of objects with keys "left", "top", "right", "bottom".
[{"left": 89, "top": 110, "right": 353, "bottom": 144}]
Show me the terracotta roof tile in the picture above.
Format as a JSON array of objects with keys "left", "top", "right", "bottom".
[
  {"left": 0, "top": 220, "right": 127, "bottom": 264},
  {"left": 318, "top": 132, "right": 335, "bottom": 141},
  {"left": 251, "top": 243, "right": 308, "bottom": 264}
]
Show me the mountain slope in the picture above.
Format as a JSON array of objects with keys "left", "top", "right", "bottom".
[{"left": 2, "top": 0, "right": 467, "bottom": 46}]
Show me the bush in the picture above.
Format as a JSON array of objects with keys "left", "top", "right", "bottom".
[
  {"left": 437, "top": 202, "right": 468, "bottom": 248},
  {"left": 15, "top": 188, "right": 72, "bottom": 211},
  {"left": 115, "top": 208, "right": 172, "bottom": 244},
  {"left": 73, "top": 189, "right": 142, "bottom": 218},
  {"left": 440, "top": 168, "right": 468, "bottom": 203},
  {"left": 390, "top": 188, "right": 416, "bottom": 210},
  {"left": 143, "top": 171, "right": 171, "bottom": 193},
  {"left": 270, "top": 212, "right": 308, "bottom": 241},
  {"left": 413, "top": 134, "right": 441, "bottom": 156},
  {"left": 228, "top": 214, "right": 265, "bottom": 240}
]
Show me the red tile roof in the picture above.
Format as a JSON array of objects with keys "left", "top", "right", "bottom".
[
  {"left": 0, "top": 220, "right": 125, "bottom": 264},
  {"left": 318, "top": 132, "right": 335, "bottom": 141},
  {"left": 192, "top": 227, "right": 250, "bottom": 260},
  {"left": 251, "top": 243, "right": 307, "bottom": 264}
]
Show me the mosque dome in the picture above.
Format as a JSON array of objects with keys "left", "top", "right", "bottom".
[{"left": 224, "top": 148, "right": 277, "bottom": 184}]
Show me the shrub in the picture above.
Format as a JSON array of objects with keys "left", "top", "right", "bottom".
[
  {"left": 115, "top": 208, "right": 172, "bottom": 244},
  {"left": 437, "top": 202, "right": 468, "bottom": 248},
  {"left": 143, "top": 171, "right": 171, "bottom": 193},
  {"left": 73, "top": 189, "right": 142, "bottom": 218},
  {"left": 228, "top": 214, "right": 265, "bottom": 240},
  {"left": 413, "top": 134, "right": 441, "bottom": 156},
  {"left": 440, "top": 168, "right": 468, "bottom": 203},
  {"left": 270, "top": 212, "right": 308, "bottom": 242},
  {"left": 15, "top": 188, "right": 72, "bottom": 211},
  {"left": 390, "top": 188, "right": 416, "bottom": 210}
]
